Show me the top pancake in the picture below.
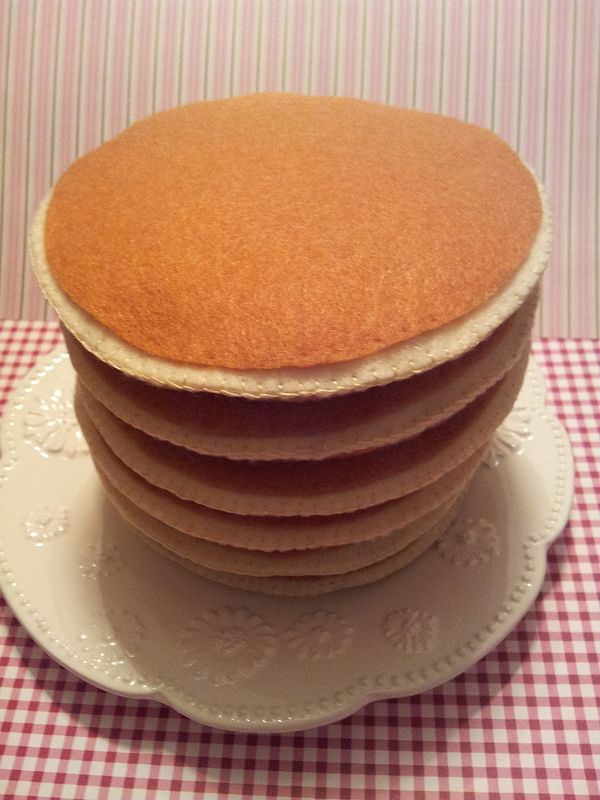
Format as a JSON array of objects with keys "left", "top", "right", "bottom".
[{"left": 43, "top": 94, "right": 542, "bottom": 372}]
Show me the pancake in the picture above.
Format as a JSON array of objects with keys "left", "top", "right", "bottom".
[
  {"left": 30, "top": 95, "right": 551, "bottom": 398},
  {"left": 79, "top": 398, "right": 486, "bottom": 550},
  {"left": 99, "top": 470, "right": 463, "bottom": 577},
  {"left": 63, "top": 288, "right": 536, "bottom": 460},
  {"left": 31, "top": 95, "right": 549, "bottom": 594},
  {"left": 74, "top": 350, "right": 528, "bottom": 517},
  {"left": 44, "top": 97, "right": 542, "bottom": 369},
  {"left": 125, "top": 498, "right": 463, "bottom": 596},
  {"left": 108, "top": 485, "right": 462, "bottom": 595}
]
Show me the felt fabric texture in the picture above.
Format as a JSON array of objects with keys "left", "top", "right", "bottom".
[
  {"left": 74, "top": 351, "right": 528, "bottom": 517},
  {"left": 31, "top": 199, "right": 550, "bottom": 398},
  {"left": 44, "top": 94, "right": 541, "bottom": 370},
  {"left": 62, "top": 288, "right": 535, "bottom": 460},
  {"left": 80, "top": 399, "right": 485, "bottom": 550},
  {"left": 97, "top": 468, "right": 461, "bottom": 577},
  {"left": 118, "top": 498, "right": 462, "bottom": 596}
]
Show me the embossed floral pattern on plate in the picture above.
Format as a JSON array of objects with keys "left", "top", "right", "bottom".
[
  {"left": 78, "top": 622, "right": 132, "bottom": 669},
  {"left": 76, "top": 612, "right": 159, "bottom": 689},
  {"left": 437, "top": 517, "right": 501, "bottom": 566},
  {"left": 23, "top": 505, "right": 68, "bottom": 547},
  {"left": 284, "top": 611, "right": 353, "bottom": 661},
  {"left": 24, "top": 389, "right": 87, "bottom": 457},
  {"left": 79, "top": 542, "right": 124, "bottom": 580},
  {"left": 486, "top": 406, "right": 532, "bottom": 467},
  {"left": 383, "top": 608, "right": 439, "bottom": 654},
  {"left": 178, "top": 608, "right": 276, "bottom": 686}
]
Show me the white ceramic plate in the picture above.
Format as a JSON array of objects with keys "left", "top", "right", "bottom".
[{"left": 0, "top": 348, "right": 573, "bottom": 732}]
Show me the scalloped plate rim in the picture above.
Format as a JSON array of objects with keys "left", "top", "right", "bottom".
[{"left": 0, "top": 346, "right": 574, "bottom": 733}]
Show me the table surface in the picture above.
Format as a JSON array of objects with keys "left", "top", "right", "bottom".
[{"left": 0, "top": 321, "right": 598, "bottom": 800}]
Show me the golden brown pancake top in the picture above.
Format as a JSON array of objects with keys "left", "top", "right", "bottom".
[{"left": 45, "top": 94, "right": 541, "bottom": 369}]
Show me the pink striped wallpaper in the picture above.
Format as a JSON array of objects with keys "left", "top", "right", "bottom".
[{"left": 1, "top": 0, "right": 598, "bottom": 336}]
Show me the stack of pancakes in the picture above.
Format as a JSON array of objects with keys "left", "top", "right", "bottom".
[{"left": 30, "top": 94, "right": 551, "bottom": 595}]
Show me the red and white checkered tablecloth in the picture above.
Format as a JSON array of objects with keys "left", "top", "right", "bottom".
[{"left": 1, "top": 321, "right": 598, "bottom": 799}]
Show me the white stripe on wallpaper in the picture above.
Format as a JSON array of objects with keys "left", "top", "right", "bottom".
[{"left": 0, "top": 0, "right": 598, "bottom": 337}]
